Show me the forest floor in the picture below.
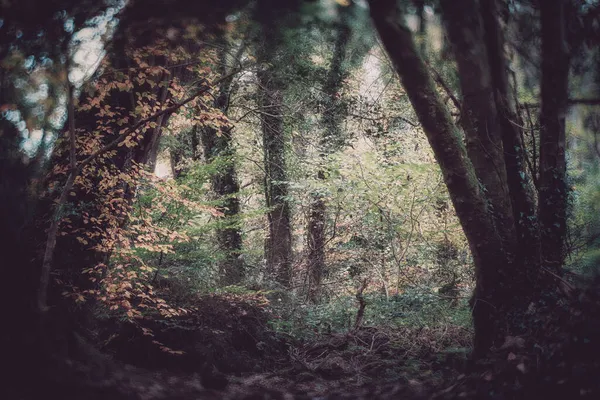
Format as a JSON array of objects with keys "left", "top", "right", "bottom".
[
  {"left": 12, "top": 279, "right": 600, "bottom": 400},
  {"left": 87, "top": 290, "right": 470, "bottom": 398}
]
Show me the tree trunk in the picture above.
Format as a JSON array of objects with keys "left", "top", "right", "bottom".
[
  {"left": 538, "top": 0, "right": 570, "bottom": 272},
  {"left": 257, "top": 65, "right": 293, "bottom": 287},
  {"left": 200, "top": 37, "right": 244, "bottom": 286},
  {"left": 142, "top": 74, "right": 171, "bottom": 172},
  {"left": 441, "top": 0, "right": 517, "bottom": 257},
  {"left": 307, "top": 183, "right": 326, "bottom": 302},
  {"left": 201, "top": 125, "right": 244, "bottom": 285},
  {"left": 369, "top": 0, "right": 516, "bottom": 355},
  {"left": 252, "top": 1, "right": 302, "bottom": 288},
  {"left": 480, "top": 0, "right": 541, "bottom": 273},
  {"left": 307, "top": 3, "right": 352, "bottom": 303}
]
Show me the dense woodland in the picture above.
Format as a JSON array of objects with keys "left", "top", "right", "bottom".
[{"left": 2, "top": 0, "right": 600, "bottom": 398}]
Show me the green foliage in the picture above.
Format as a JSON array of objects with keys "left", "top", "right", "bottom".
[{"left": 268, "top": 290, "right": 472, "bottom": 340}]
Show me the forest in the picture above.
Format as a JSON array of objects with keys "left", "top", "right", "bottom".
[{"left": 2, "top": 0, "right": 600, "bottom": 398}]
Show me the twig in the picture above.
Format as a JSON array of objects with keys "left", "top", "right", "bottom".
[
  {"left": 426, "top": 62, "right": 462, "bottom": 113},
  {"left": 541, "top": 266, "right": 575, "bottom": 293},
  {"left": 353, "top": 279, "right": 369, "bottom": 331},
  {"left": 519, "top": 98, "right": 600, "bottom": 108}
]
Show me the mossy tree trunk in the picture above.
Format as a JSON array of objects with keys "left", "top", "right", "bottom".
[
  {"left": 253, "top": 1, "right": 306, "bottom": 288},
  {"left": 257, "top": 64, "right": 293, "bottom": 287}
]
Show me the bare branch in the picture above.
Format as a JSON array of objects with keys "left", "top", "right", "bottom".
[
  {"left": 38, "top": 55, "right": 78, "bottom": 312},
  {"left": 520, "top": 98, "right": 600, "bottom": 108},
  {"left": 426, "top": 62, "right": 462, "bottom": 113}
]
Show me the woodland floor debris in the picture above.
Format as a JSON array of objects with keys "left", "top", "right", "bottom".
[{"left": 6, "top": 278, "right": 600, "bottom": 399}]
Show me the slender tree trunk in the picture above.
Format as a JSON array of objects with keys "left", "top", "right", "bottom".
[
  {"left": 307, "top": 181, "right": 326, "bottom": 302},
  {"left": 142, "top": 74, "right": 171, "bottom": 172},
  {"left": 201, "top": 123, "right": 244, "bottom": 285},
  {"left": 538, "top": 0, "right": 570, "bottom": 272},
  {"left": 200, "top": 38, "right": 244, "bottom": 286},
  {"left": 307, "top": 4, "right": 352, "bottom": 303},
  {"left": 257, "top": 66, "right": 293, "bottom": 287},
  {"left": 252, "top": 1, "right": 302, "bottom": 288},
  {"left": 369, "top": 0, "right": 516, "bottom": 355}
]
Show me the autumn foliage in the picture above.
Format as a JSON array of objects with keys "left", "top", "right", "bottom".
[{"left": 45, "top": 35, "right": 231, "bottom": 352}]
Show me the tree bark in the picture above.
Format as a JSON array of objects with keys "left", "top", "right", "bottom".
[
  {"left": 200, "top": 37, "right": 244, "bottom": 286},
  {"left": 257, "top": 66, "right": 293, "bottom": 287},
  {"left": 252, "top": 2, "right": 301, "bottom": 288},
  {"left": 538, "top": 0, "right": 570, "bottom": 272},
  {"left": 142, "top": 73, "right": 171, "bottom": 172},
  {"left": 369, "top": 0, "right": 516, "bottom": 355},
  {"left": 307, "top": 3, "right": 352, "bottom": 303},
  {"left": 480, "top": 0, "right": 541, "bottom": 273},
  {"left": 441, "top": 0, "right": 517, "bottom": 257}
]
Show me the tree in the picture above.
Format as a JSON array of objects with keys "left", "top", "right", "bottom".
[
  {"left": 253, "top": 1, "right": 305, "bottom": 287},
  {"left": 479, "top": 0, "right": 540, "bottom": 270},
  {"left": 538, "top": 0, "right": 571, "bottom": 272},
  {"left": 198, "top": 33, "right": 245, "bottom": 286},
  {"left": 307, "top": 3, "right": 354, "bottom": 303},
  {"left": 42, "top": 14, "right": 198, "bottom": 316},
  {"left": 368, "top": 0, "right": 573, "bottom": 355}
]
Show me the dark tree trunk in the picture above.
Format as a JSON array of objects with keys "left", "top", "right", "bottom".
[
  {"left": 252, "top": 1, "right": 304, "bottom": 288},
  {"left": 170, "top": 147, "right": 184, "bottom": 178},
  {"left": 199, "top": 37, "right": 244, "bottom": 286},
  {"left": 369, "top": 0, "right": 520, "bottom": 355},
  {"left": 538, "top": 0, "right": 570, "bottom": 272},
  {"left": 142, "top": 74, "right": 171, "bottom": 172},
  {"left": 441, "top": 0, "right": 517, "bottom": 257},
  {"left": 307, "top": 3, "right": 352, "bottom": 303},
  {"left": 201, "top": 126, "right": 244, "bottom": 285},
  {"left": 257, "top": 66, "right": 293, "bottom": 287},
  {"left": 480, "top": 0, "right": 541, "bottom": 272}
]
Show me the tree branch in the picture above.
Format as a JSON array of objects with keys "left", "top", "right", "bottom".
[
  {"left": 79, "top": 66, "right": 244, "bottom": 172},
  {"left": 426, "top": 62, "right": 462, "bottom": 113},
  {"left": 38, "top": 56, "right": 78, "bottom": 312},
  {"left": 519, "top": 98, "right": 600, "bottom": 108},
  {"left": 37, "top": 66, "right": 246, "bottom": 311}
]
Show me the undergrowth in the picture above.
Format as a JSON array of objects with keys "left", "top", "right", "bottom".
[{"left": 267, "top": 289, "right": 473, "bottom": 340}]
